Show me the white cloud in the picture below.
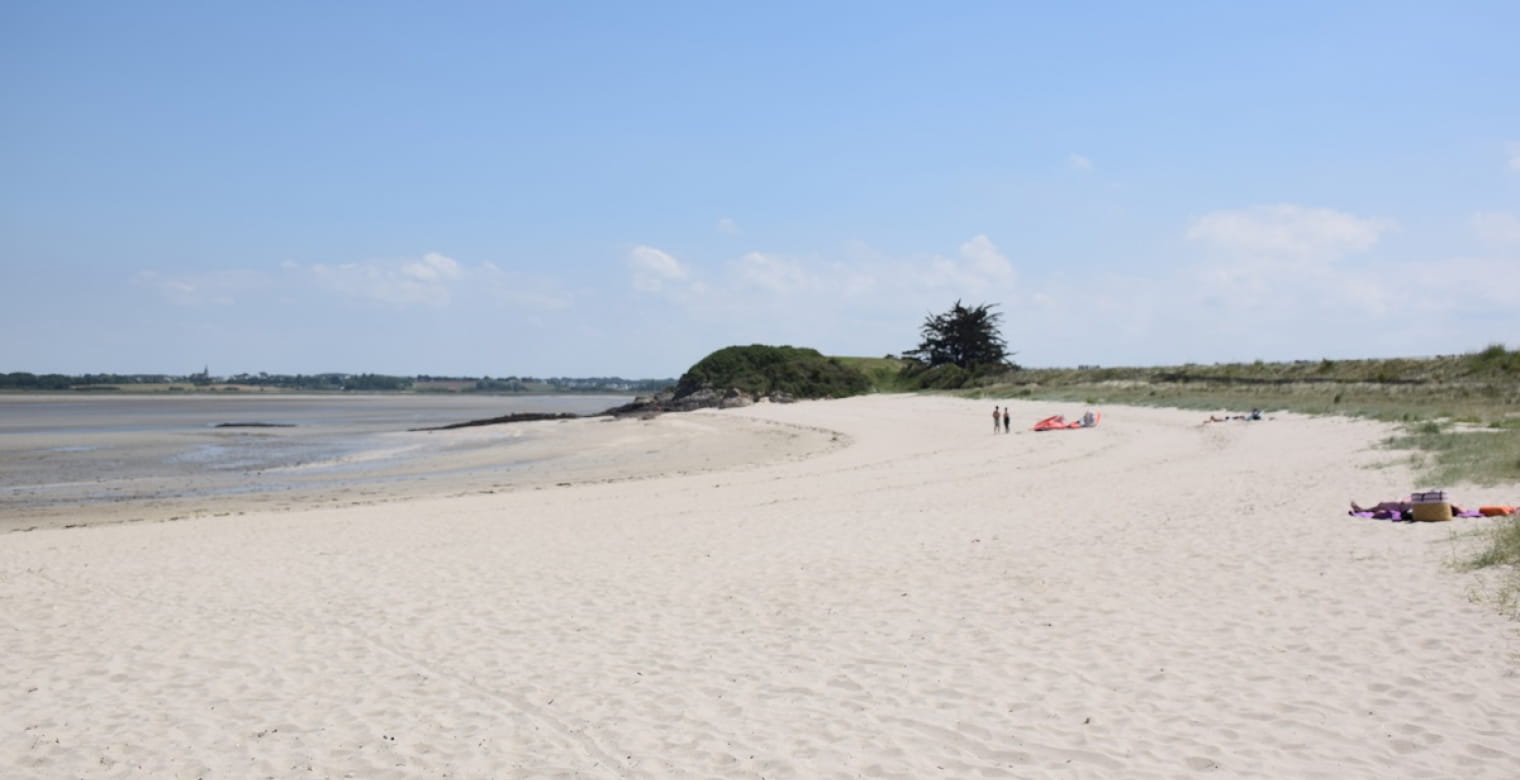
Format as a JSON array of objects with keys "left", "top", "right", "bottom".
[
  {"left": 1186, "top": 204, "right": 1394, "bottom": 259},
  {"left": 732, "top": 252, "right": 813, "bottom": 294},
  {"left": 132, "top": 269, "right": 268, "bottom": 306},
  {"left": 620, "top": 235, "right": 1019, "bottom": 348},
  {"left": 1508, "top": 142, "right": 1520, "bottom": 173},
  {"left": 912, "top": 234, "right": 1016, "bottom": 294},
  {"left": 1068, "top": 153, "right": 1093, "bottom": 171},
  {"left": 599, "top": 226, "right": 1517, "bottom": 371},
  {"left": 305, "top": 253, "right": 467, "bottom": 306},
  {"left": 1183, "top": 206, "right": 1399, "bottom": 324},
  {"left": 1473, "top": 212, "right": 1520, "bottom": 245},
  {"left": 628, "top": 245, "right": 689, "bottom": 293},
  {"left": 138, "top": 252, "right": 571, "bottom": 311},
  {"left": 959, "top": 234, "right": 1014, "bottom": 280},
  {"left": 401, "top": 252, "right": 462, "bottom": 281},
  {"left": 716, "top": 217, "right": 740, "bottom": 234}
]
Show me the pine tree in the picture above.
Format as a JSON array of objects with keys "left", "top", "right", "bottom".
[{"left": 905, "top": 300, "right": 1012, "bottom": 370}]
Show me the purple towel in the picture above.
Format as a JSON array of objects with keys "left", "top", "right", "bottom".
[
  {"left": 1349, "top": 509, "right": 1483, "bottom": 520},
  {"left": 1349, "top": 510, "right": 1404, "bottom": 520}
]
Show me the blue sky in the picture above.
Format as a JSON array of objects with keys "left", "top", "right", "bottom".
[{"left": 3, "top": 2, "right": 1517, "bottom": 377}]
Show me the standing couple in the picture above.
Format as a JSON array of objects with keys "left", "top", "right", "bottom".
[{"left": 992, "top": 405, "right": 1010, "bottom": 434}]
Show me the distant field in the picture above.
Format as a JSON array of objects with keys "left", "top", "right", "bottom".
[
  {"left": 413, "top": 380, "right": 476, "bottom": 392},
  {"left": 831, "top": 356, "right": 916, "bottom": 392}
]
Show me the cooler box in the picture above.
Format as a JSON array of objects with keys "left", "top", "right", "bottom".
[{"left": 1411, "top": 490, "right": 1452, "bottom": 522}]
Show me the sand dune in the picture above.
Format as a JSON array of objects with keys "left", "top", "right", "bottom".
[{"left": 3, "top": 395, "right": 1518, "bottom": 778}]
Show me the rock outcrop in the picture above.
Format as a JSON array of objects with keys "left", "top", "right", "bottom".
[
  {"left": 410, "top": 412, "right": 580, "bottom": 431},
  {"left": 604, "top": 386, "right": 795, "bottom": 417}
]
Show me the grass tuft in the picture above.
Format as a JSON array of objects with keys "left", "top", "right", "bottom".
[
  {"left": 1464, "top": 516, "right": 1520, "bottom": 570},
  {"left": 1459, "top": 516, "right": 1520, "bottom": 617}
]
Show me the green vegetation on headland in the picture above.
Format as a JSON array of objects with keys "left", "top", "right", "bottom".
[{"left": 676, "top": 345, "right": 871, "bottom": 400}]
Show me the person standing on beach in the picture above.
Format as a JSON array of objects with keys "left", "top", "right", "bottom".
[
  {"left": 1003, "top": 407, "right": 1011, "bottom": 433},
  {"left": 993, "top": 405, "right": 1001, "bottom": 434}
]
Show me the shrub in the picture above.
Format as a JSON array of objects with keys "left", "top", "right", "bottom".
[{"left": 676, "top": 345, "right": 871, "bottom": 399}]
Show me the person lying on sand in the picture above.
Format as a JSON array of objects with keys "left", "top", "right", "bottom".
[
  {"left": 1350, "top": 499, "right": 1467, "bottom": 519},
  {"left": 1204, "top": 409, "right": 1264, "bottom": 424}
]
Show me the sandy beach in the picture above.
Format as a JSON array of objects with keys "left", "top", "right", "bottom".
[{"left": 2, "top": 394, "right": 1518, "bottom": 778}]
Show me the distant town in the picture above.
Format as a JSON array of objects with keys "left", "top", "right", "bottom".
[{"left": 0, "top": 368, "right": 674, "bottom": 394}]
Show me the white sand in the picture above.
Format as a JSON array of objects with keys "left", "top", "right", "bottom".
[{"left": 2, "top": 395, "right": 1518, "bottom": 778}]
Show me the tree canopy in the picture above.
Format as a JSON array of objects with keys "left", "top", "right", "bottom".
[{"left": 904, "top": 300, "right": 1011, "bottom": 371}]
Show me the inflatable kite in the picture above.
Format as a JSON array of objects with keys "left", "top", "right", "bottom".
[{"left": 1032, "top": 411, "right": 1101, "bottom": 431}]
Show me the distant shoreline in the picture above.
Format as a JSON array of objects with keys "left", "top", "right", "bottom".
[{"left": 0, "top": 388, "right": 646, "bottom": 397}]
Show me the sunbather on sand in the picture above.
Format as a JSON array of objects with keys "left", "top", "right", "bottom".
[
  {"left": 1350, "top": 499, "right": 1466, "bottom": 518},
  {"left": 1204, "top": 409, "right": 1263, "bottom": 424}
]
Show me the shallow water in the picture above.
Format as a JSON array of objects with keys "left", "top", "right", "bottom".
[
  {"left": 0, "top": 393, "right": 625, "bottom": 436},
  {"left": 0, "top": 394, "right": 630, "bottom": 515}
]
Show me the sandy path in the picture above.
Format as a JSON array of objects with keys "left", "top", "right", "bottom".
[{"left": 2, "top": 395, "right": 1517, "bottom": 778}]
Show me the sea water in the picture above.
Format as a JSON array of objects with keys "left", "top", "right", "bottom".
[{"left": 0, "top": 394, "right": 631, "bottom": 510}]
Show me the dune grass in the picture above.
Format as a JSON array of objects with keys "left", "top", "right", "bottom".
[
  {"left": 962, "top": 351, "right": 1520, "bottom": 486},
  {"left": 844, "top": 349, "right": 1520, "bottom": 486},
  {"left": 1382, "top": 419, "right": 1520, "bottom": 488},
  {"left": 1456, "top": 516, "right": 1520, "bottom": 617},
  {"left": 1465, "top": 516, "right": 1520, "bottom": 569}
]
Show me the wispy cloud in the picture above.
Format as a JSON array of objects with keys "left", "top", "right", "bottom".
[
  {"left": 639, "top": 235, "right": 1018, "bottom": 324},
  {"left": 131, "top": 269, "right": 269, "bottom": 306},
  {"left": 915, "top": 234, "right": 1016, "bottom": 294},
  {"left": 302, "top": 252, "right": 470, "bottom": 306},
  {"left": 959, "top": 234, "right": 1014, "bottom": 280},
  {"left": 602, "top": 223, "right": 1511, "bottom": 369},
  {"left": 628, "top": 245, "right": 691, "bottom": 294},
  {"left": 401, "top": 252, "right": 463, "bottom": 281},
  {"left": 1183, "top": 205, "right": 1396, "bottom": 322},
  {"left": 732, "top": 251, "right": 813, "bottom": 294},
  {"left": 622, "top": 240, "right": 998, "bottom": 357},
  {"left": 716, "top": 217, "right": 740, "bottom": 235},
  {"left": 139, "top": 252, "right": 572, "bottom": 311},
  {"left": 1509, "top": 142, "right": 1520, "bottom": 173},
  {"left": 1068, "top": 153, "right": 1093, "bottom": 171},
  {"left": 1187, "top": 204, "right": 1394, "bottom": 259}
]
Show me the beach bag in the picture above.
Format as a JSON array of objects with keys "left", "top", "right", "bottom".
[{"left": 1410, "top": 490, "right": 1452, "bottom": 522}]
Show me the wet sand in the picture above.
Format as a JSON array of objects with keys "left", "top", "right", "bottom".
[{"left": 0, "top": 395, "right": 839, "bottom": 532}]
